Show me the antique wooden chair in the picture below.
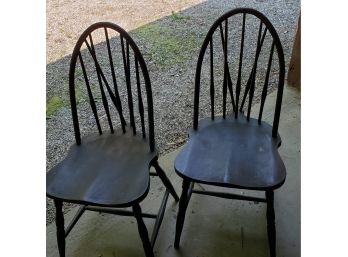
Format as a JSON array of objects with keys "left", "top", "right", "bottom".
[
  {"left": 46, "top": 22, "right": 179, "bottom": 257},
  {"left": 173, "top": 8, "right": 286, "bottom": 257}
]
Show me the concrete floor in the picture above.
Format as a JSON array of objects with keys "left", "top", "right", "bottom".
[{"left": 46, "top": 86, "right": 300, "bottom": 257}]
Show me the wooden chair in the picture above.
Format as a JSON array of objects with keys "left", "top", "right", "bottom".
[
  {"left": 46, "top": 22, "right": 179, "bottom": 257},
  {"left": 173, "top": 8, "right": 286, "bottom": 257}
]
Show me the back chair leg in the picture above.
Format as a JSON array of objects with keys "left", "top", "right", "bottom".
[
  {"left": 174, "top": 179, "right": 191, "bottom": 248},
  {"left": 152, "top": 161, "right": 179, "bottom": 201},
  {"left": 133, "top": 204, "right": 154, "bottom": 257},
  {"left": 266, "top": 190, "right": 276, "bottom": 257},
  {"left": 54, "top": 199, "right": 66, "bottom": 257}
]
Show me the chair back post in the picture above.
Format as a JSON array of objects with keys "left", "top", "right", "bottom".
[
  {"left": 193, "top": 8, "right": 285, "bottom": 137},
  {"left": 68, "top": 22, "right": 155, "bottom": 151},
  {"left": 69, "top": 52, "right": 81, "bottom": 145}
]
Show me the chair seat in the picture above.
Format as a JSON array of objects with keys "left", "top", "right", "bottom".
[
  {"left": 46, "top": 128, "right": 157, "bottom": 207},
  {"left": 174, "top": 115, "right": 286, "bottom": 190}
]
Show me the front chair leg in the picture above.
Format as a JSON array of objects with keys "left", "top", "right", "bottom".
[
  {"left": 133, "top": 204, "right": 154, "bottom": 257},
  {"left": 152, "top": 161, "right": 179, "bottom": 201},
  {"left": 54, "top": 199, "right": 65, "bottom": 257},
  {"left": 266, "top": 190, "right": 276, "bottom": 257},
  {"left": 174, "top": 179, "right": 191, "bottom": 249}
]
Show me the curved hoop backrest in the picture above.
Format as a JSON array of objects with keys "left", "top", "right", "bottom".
[
  {"left": 194, "top": 8, "right": 285, "bottom": 138},
  {"left": 69, "top": 22, "right": 155, "bottom": 151}
]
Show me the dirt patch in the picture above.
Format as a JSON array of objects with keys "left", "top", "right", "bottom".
[{"left": 47, "top": 0, "right": 204, "bottom": 64}]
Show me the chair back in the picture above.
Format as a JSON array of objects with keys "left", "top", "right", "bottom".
[
  {"left": 193, "top": 8, "right": 285, "bottom": 137},
  {"left": 69, "top": 22, "right": 155, "bottom": 151}
]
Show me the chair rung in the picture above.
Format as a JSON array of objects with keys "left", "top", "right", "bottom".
[
  {"left": 151, "top": 190, "right": 170, "bottom": 247},
  {"left": 65, "top": 205, "right": 86, "bottom": 238},
  {"left": 85, "top": 206, "right": 157, "bottom": 219},
  {"left": 192, "top": 189, "right": 267, "bottom": 202},
  {"left": 150, "top": 172, "right": 158, "bottom": 176}
]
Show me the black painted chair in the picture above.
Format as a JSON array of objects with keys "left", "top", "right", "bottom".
[
  {"left": 46, "top": 22, "right": 179, "bottom": 257},
  {"left": 174, "top": 8, "right": 286, "bottom": 257}
]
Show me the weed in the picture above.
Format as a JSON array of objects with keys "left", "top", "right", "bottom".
[
  {"left": 134, "top": 23, "right": 198, "bottom": 67},
  {"left": 46, "top": 96, "right": 65, "bottom": 118},
  {"left": 171, "top": 11, "right": 191, "bottom": 22}
]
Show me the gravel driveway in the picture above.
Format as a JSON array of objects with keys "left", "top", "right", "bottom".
[{"left": 46, "top": 0, "right": 300, "bottom": 224}]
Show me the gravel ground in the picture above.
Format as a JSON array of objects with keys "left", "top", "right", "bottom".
[{"left": 46, "top": 0, "right": 300, "bottom": 225}]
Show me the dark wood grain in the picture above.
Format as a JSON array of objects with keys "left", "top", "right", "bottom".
[
  {"left": 47, "top": 126, "right": 157, "bottom": 207},
  {"left": 175, "top": 115, "right": 285, "bottom": 190}
]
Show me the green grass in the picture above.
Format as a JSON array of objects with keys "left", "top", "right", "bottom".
[
  {"left": 134, "top": 22, "right": 198, "bottom": 68},
  {"left": 75, "top": 80, "right": 85, "bottom": 103},
  {"left": 46, "top": 96, "right": 65, "bottom": 118},
  {"left": 170, "top": 11, "right": 191, "bottom": 22},
  {"left": 46, "top": 81, "right": 86, "bottom": 119}
]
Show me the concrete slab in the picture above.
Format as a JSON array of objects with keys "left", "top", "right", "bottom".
[{"left": 47, "top": 86, "right": 300, "bottom": 257}]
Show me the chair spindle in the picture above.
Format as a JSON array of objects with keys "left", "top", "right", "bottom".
[
  {"left": 135, "top": 57, "right": 146, "bottom": 138},
  {"left": 210, "top": 37, "right": 215, "bottom": 120},
  {"left": 86, "top": 35, "right": 114, "bottom": 133},
  {"left": 222, "top": 20, "right": 228, "bottom": 118},
  {"left": 104, "top": 28, "right": 126, "bottom": 133},
  {"left": 78, "top": 52, "right": 102, "bottom": 134},
  {"left": 258, "top": 41, "right": 275, "bottom": 123},
  {"left": 219, "top": 21, "right": 236, "bottom": 116},
  {"left": 236, "top": 13, "right": 246, "bottom": 118},
  {"left": 121, "top": 37, "right": 136, "bottom": 135}
]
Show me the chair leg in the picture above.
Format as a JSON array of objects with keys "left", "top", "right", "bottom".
[
  {"left": 133, "top": 204, "right": 154, "bottom": 257},
  {"left": 54, "top": 199, "right": 65, "bottom": 257},
  {"left": 266, "top": 190, "right": 276, "bottom": 257},
  {"left": 174, "top": 179, "right": 191, "bottom": 249},
  {"left": 152, "top": 161, "right": 179, "bottom": 201}
]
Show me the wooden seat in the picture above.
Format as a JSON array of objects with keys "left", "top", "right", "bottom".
[
  {"left": 175, "top": 115, "right": 286, "bottom": 190},
  {"left": 47, "top": 127, "right": 157, "bottom": 207}
]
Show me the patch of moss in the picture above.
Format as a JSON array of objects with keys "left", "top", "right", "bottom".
[
  {"left": 46, "top": 89, "right": 88, "bottom": 119},
  {"left": 74, "top": 80, "right": 85, "bottom": 103},
  {"left": 74, "top": 68, "right": 83, "bottom": 78},
  {"left": 170, "top": 11, "right": 191, "bottom": 22},
  {"left": 134, "top": 23, "right": 198, "bottom": 68},
  {"left": 46, "top": 96, "right": 65, "bottom": 118}
]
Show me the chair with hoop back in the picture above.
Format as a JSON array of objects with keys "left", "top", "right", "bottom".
[
  {"left": 173, "top": 8, "right": 286, "bottom": 257},
  {"left": 46, "top": 22, "right": 179, "bottom": 257}
]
